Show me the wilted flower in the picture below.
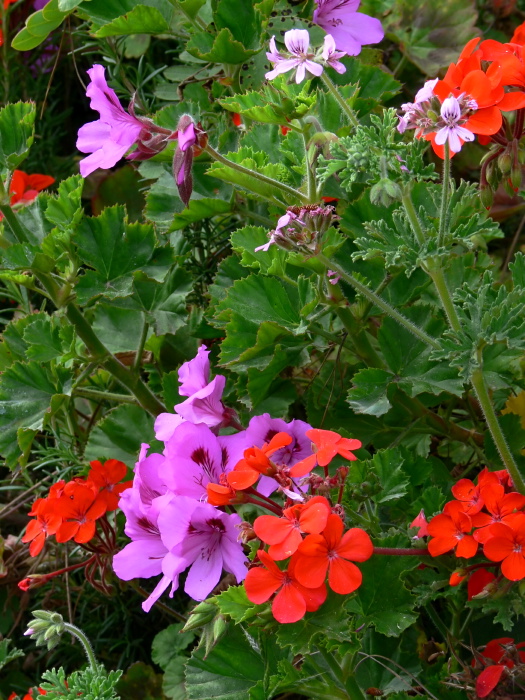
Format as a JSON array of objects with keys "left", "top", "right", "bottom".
[
  {"left": 255, "top": 204, "right": 338, "bottom": 255},
  {"left": 313, "top": 0, "right": 384, "bottom": 56},
  {"left": 172, "top": 115, "right": 208, "bottom": 206}
]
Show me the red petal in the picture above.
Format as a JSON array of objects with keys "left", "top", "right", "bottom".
[
  {"left": 26, "top": 174, "right": 55, "bottom": 192},
  {"left": 306, "top": 428, "right": 340, "bottom": 446},
  {"left": 468, "top": 568, "right": 496, "bottom": 600},
  {"left": 265, "top": 432, "right": 292, "bottom": 455},
  {"left": 272, "top": 582, "right": 306, "bottom": 623},
  {"left": 268, "top": 530, "right": 303, "bottom": 560},
  {"left": 455, "top": 535, "right": 478, "bottom": 559},
  {"left": 337, "top": 528, "right": 373, "bottom": 562},
  {"left": 476, "top": 665, "right": 506, "bottom": 698},
  {"left": 28, "top": 532, "right": 46, "bottom": 557},
  {"left": 75, "top": 521, "right": 96, "bottom": 543},
  {"left": 484, "top": 536, "right": 514, "bottom": 562},
  {"left": 328, "top": 558, "right": 363, "bottom": 595},
  {"left": 316, "top": 445, "right": 338, "bottom": 467},
  {"left": 428, "top": 536, "right": 459, "bottom": 556},
  {"left": 245, "top": 567, "right": 282, "bottom": 604},
  {"left": 299, "top": 498, "right": 330, "bottom": 534},
  {"left": 498, "top": 91, "right": 525, "bottom": 110},
  {"left": 22, "top": 519, "right": 43, "bottom": 542},
  {"left": 293, "top": 552, "right": 328, "bottom": 588},
  {"left": 501, "top": 551, "right": 525, "bottom": 581},
  {"left": 254, "top": 515, "right": 291, "bottom": 545},
  {"left": 227, "top": 465, "right": 259, "bottom": 490},
  {"left": 56, "top": 521, "right": 79, "bottom": 543},
  {"left": 289, "top": 454, "right": 317, "bottom": 477},
  {"left": 464, "top": 106, "right": 502, "bottom": 135}
]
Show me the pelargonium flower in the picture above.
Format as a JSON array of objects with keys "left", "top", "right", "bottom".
[
  {"left": 265, "top": 30, "right": 324, "bottom": 84},
  {"left": 254, "top": 496, "right": 331, "bottom": 560},
  {"left": 434, "top": 96, "right": 475, "bottom": 153},
  {"left": 294, "top": 514, "right": 373, "bottom": 594},
  {"left": 244, "top": 549, "right": 327, "bottom": 623},
  {"left": 77, "top": 65, "right": 174, "bottom": 177},
  {"left": 321, "top": 34, "right": 347, "bottom": 73},
  {"left": 427, "top": 500, "right": 478, "bottom": 558},
  {"left": 290, "top": 428, "right": 361, "bottom": 478},
  {"left": 483, "top": 516, "right": 525, "bottom": 581},
  {"left": 313, "top": 0, "right": 384, "bottom": 56}
]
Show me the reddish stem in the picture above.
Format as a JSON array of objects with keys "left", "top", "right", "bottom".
[
  {"left": 373, "top": 547, "right": 430, "bottom": 555},
  {"left": 43, "top": 554, "right": 97, "bottom": 580}
]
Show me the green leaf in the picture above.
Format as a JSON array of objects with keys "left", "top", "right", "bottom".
[
  {"left": 247, "top": 343, "right": 307, "bottom": 406},
  {"left": 510, "top": 252, "right": 525, "bottom": 288},
  {"left": 214, "top": 0, "right": 261, "bottom": 49},
  {"left": 186, "top": 27, "right": 259, "bottom": 64},
  {"left": 95, "top": 4, "right": 171, "bottom": 36},
  {"left": 0, "top": 639, "right": 24, "bottom": 672},
  {"left": 185, "top": 623, "right": 265, "bottom": 700},
  {"left": 347, "top": 368, "right": 392, "bottom": 417},
  {"left": 73, "top": 205, "right": 156, "bottom": 303},
  {"left": 347, "top": 555, "right": 418, "bottom": 636},
  {"left": 276, "top": 591, "right": 352, "bottom": 654},
  {"left": 169, "top": 198, "right": 231, "bottom": 231},
  {"left": 0, "top": 362, "right": 72, "bottom": 467},
  {"left": 91, "top": 304, "right": 146, "bottom": 354},
  {"left": 23, "top": 314, "right": 72, "bottom": 362},
  {"left": 11, "top": 0, "right": 69, "bottom": 51},
  {"left": 215, "top": 274, "right": 304, "bottom": 333},
  {"left": 206, "top": 147, "right": 294, "bottom": 203},
  {"left": 215, "top": 586, "right": 259, "bottom": 623},
  {"left": 230, "top": 226, "right": 287, "bottom": 276},
  {"left": 45, "top": 174, "right": 84, "bottom": 230},
  {"left": 362, "top": 449, "right": 409, "bottom": 504},
  {"left": 163, "top": 657, "right": 188, "bottom": 700},
  {"left": 0, "top": 102, "right": 36, "bottom": 170},
  {"left": 152, "top": 623, "right": 196, "bottom": 671},
  {"left": 131, "top": 268, "right": 192, "bottom": 335},
  {"left": 84, "top": 404, "right": 160, "bottom": 466}
]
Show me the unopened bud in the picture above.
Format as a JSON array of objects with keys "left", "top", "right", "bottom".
[
  {"left": 25, "top": 609, "right": 65, "bottom": 651},
  {"left": 182, "top": 599, "right": 218, "bottom": 632},
  {"left": 498, "top": 151, "right": 512, "bottom": 175},
  {"left": 370, "top": 178, "right": 402, "bottom": 207},
  {"left": 511, "top": 164, "right": 522, "bottom": 190},
  {"left": 479, "top": 185, "right": 494, "bottom": 210},
  {"left": 212, "top": 615, "right": 228, "bottom": 644}
]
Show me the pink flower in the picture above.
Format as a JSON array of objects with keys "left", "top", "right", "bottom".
[
  {"left": 313, "top": 0, "right": 384, "bottom": 56},
  {"left": 434, "top": 96, "right": 475, "bottom": 153},
  {"left": 76, "top": 65, "right": 146, "bottom": 177},
  {"left": 265, "top": 30, "right": 324, "bottom": 84},
  {"left": 321, "top": 34, "right": 347, "bottom": 73}
]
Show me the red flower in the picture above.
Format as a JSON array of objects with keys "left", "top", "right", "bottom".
[
  {"left": 427, "top": 501, "right": 478, "bottom": 558},
  {"left": 9, "top": 170, "right": 55, "bottom": 206},
  {"left": 290, "top": 429, "right": 361, "bottom": 478},
  {"left": 232, "top": 113, "right": 242, "bottom": 127},
  {"left": 449, "top": 571, "right": 466, "bottom": 586},
  {"left": 468, "top": 567, "right": 496, "bottom": 600},
  {"left": 55, "top": 484, "right": 106, "bottom": 543},
  {"left": 87, "top": 458, "right": 131, "bottom": 511},
  {"left": 471, "top": 484, "right": 525, "bottom": 543},
  {"left": 483, "top": 517, "right": 525, "bottom": 580},
  {"left": 294, "top": 514, "right": 373, "bottom": 594},
  {"left": 227, "top": 432, "right": 292, "bottom": 490},
  {"left": 451, "top": 478, "right": 485, "bottom": 514},
  {"left": 22, "top": 500, "right": 62, "bottom": 556},
  {"left": 244, "top": 549, "right": 327, "bottom": 623},
  {"left": 254, "top": 496, "right": 331, "bottom": 560}
]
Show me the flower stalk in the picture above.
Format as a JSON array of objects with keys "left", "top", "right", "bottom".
[{"left": 320, "top": 72, "right": 360, "bottom": 128}]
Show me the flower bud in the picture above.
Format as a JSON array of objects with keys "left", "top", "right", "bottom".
[
  {"left": 25, "top": 610, "right": 65, "bottom": 651},
  {"left": 498, "top": 151, "right": 512, "bottom": 175},
  {"left": 182, "top": 599, "right": 218, "bottom": 632},
  {"left": 511, "top": 163, "right": 522, "bottom": 190},
  {"left": 370, "top": 178, "right": 402, "bottom": 207},
  {"left": 479, "top": 185, "right": 494, "bottom": 210}
]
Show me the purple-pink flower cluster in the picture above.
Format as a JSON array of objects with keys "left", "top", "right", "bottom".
[{"left": 113, "top": 346, "right": 315, "bottom": 611}]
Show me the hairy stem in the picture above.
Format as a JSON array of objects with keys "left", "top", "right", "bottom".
[
  {"left": 401, "top": 191, "right": 425, "bottom": 246},
  {"left": 63, "top": 622, "right": 98, "bottom": 669},
  {"left": 74, "top": 387, "right": 139, "bottom": 405},
  {"left": 437, "top": 142, "right": 451, "bottom": 248},
  {"left": 426, "top": 266, "right": 462, "bottom": 333},
  {"left": 204, "top": 143, "right": 309, "bottom": 204},
  {"left": 320, "top": 72, "right": 359, "bottom": 128},
  {"left": 317, "top": 254, "right": 439, "bottom": 349},
  {"left": 470, "top": 366, "right": 525, "bottom": 494}
]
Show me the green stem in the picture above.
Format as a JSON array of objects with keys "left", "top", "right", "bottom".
[
  {"left": 0, "top": 203, "right": 31, "bottom": 243},
  {"left": 133, "top": 317, "right": 149, "bottom": 373},
  {"left": 302, "top": 128, "right": 317, "bottom": 203},
  {"left": 63, "top": 622, "right": 97, "bottom": 669},
  {"left": 471, "top": 365, "right": 525, "bottom": 494},
  {"left": 427, "top": 265, "right": 462, "bottom": 332},
  {"left": 74, "top": 387, "right": 139, "bottom": 405},
  {"left": 204, "top": 143, "right": 308, "bottom": 204},
  {"left": 308, "top": 322, "right": 356, "bottom": 354},
  {"left": 320, "top": 72, "right": 359, "bottom": 128},
  {"left": 333, "top": 306, "right": 384, "bottom": 368},
  {"left": 437, "top": 142, "right": 451, "bottom": 248},
  {"left": 171, "top": 0, "right": 207, "bottom": 30},
  {"left": 401, "top": 191, "right": 425, "bottom": 246},
  {"left": 424, "top": 604, "right": 450, "bottom": 643},
  {"left": 317, "top": 645, "right": 365, "bottom": 700},
  {"left": 317, "top": 255, "right": 439, "bottom": 349}
]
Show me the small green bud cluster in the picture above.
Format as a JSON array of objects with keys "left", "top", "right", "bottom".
[{"left": 25, "top": 611, "right": 65, "bottom": 651}]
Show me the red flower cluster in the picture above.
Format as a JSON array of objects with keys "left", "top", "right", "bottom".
[
  {"left": 245, "top": 504, "right": 373, "bottom": 624},
  {"left": 474, "top": 637, "right": 525, "bottom": 698},
  {"left": 22, "top": 459, "right": 131, "bottom": 556},
  {"left": 8, "top": 689, "right": 46, "bottom": 700},
  {"left": 425, "top": 468, "right": 525, "bottom": 582}
]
